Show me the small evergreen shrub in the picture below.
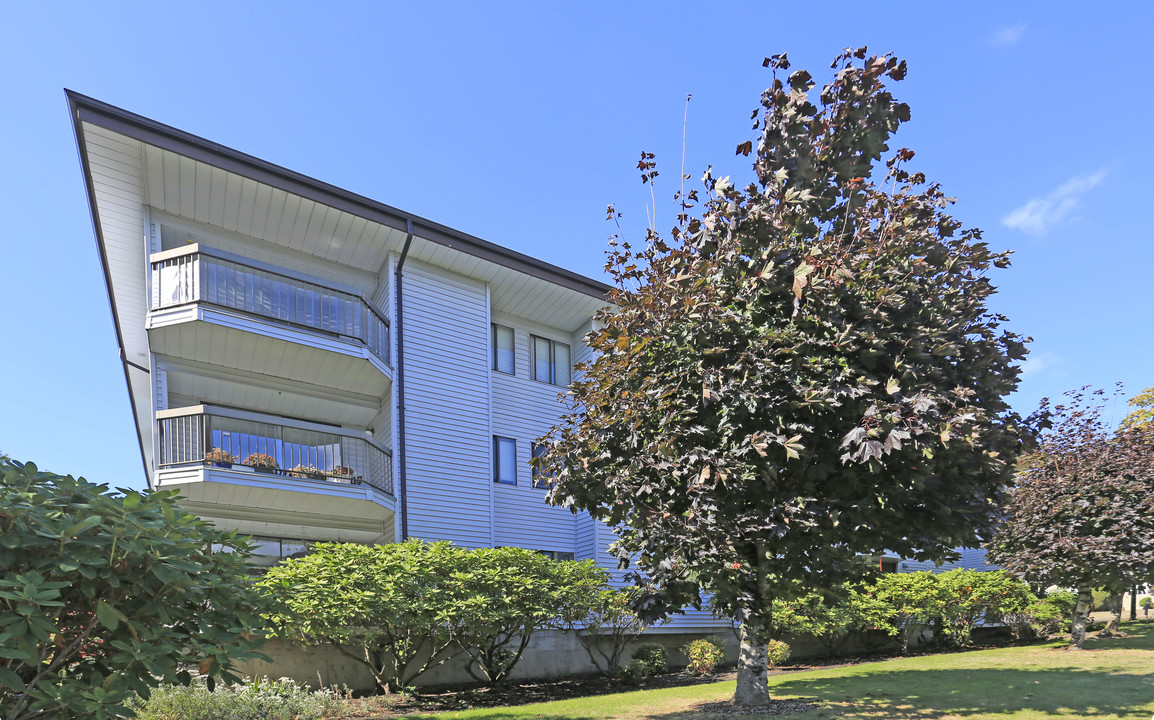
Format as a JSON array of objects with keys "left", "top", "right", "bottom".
[
  {"left": 766, "top": 639, "right": 791, "bottom": 667},
  {"left": 682, "top": 637, "right": 725, "bottom": 675},
  {"left": 631, "top": 643, "right": 669, "bottom": 674},
  {"left": 129, "top": 676, "right": 349, "bottom": 720},
  {"left": 619, "top": 658, "right": 655, "bottom": 682}
]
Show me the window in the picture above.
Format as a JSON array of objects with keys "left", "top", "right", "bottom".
[
  {"left": 531, "top": 335, "right": 571, "bottom": 386},
  {"left": 493, "top": 436, "right": 516, "bottom": 485},
  {"left": 492, "top": 324, "right": 515, "bottom": 374},
  {"left": 531, "top": 442, "right": 553, "bottom": 488},
  {"left": 536, "top": 550, "right": 575, "bottom": 561}
]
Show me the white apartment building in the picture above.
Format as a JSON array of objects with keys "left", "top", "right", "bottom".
[
  {"left": 67, "top": 92, "right": 733, "bottom": 628},
  {"left": 69, "top": 94, "right": 993, "bottom": 684}
]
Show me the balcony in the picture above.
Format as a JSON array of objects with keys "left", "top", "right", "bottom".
[
  {"left": 147, "top": 245, "right": 391, "bottom": 396},
  {"left": 155, "top": 405, "right": 395, "bottom": 543},
  {"left": 158, "top": 404, "right": 393, "bottom": 493}
]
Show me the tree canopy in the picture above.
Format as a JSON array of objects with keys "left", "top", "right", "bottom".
[
  {"left": 1120, "top": 386, "right": 1154, "bottom": 430},
  {"left": 988, "top": 388, "right": 1154, "bottom": 648},
  {"left": 541, "top": 48, "right": 1029, "bottom": 706}
]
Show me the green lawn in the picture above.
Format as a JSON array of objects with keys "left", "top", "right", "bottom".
[{"left": 404, "top": 622, "right": 1154, "bottom": 719}]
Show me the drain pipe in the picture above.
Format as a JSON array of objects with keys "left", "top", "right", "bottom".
[{"left": 395, "top": 220, "right": 414, "bottom": 541}]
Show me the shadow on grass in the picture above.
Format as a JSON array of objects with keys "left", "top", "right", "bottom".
[{"left": 745, "top": 665, "right": 1153, "bottom": 718}]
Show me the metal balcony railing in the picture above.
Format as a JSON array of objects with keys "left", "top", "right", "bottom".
[
  {"left": 151, "top": 245, "right": 390, "bottom": 366},
  {"left": 157, "top": 405, "right": 393, "bottom": 496}
]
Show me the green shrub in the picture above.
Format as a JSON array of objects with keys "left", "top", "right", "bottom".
[
  {"left": 938, "top": 570, "right": 1036, "bottom": 646},
  {"left": 870, "top": 571, "right": 948, "bottom": 653},
  {"left": 129, "top": 676, "right": 348, "bottom": 720},
  {"left": 619, "top": 658, "right": 655, "bottom": 682},
  {"left": 773, "top": 582, "right": 898, "bottom": 657},
  {"left": 556, "top": 585, "right": 647, "bottom": 676},
  {"left": 767, "top": 639, "right": 791, "bottom": 666},
  {"left": 631, "top": 643, "right": 669, "bottom": 674},
  {"left": 259, "top": 541, "right": 607, "bottom": 691},
  {"left": 1029, "top": 591, "right": 1077, "bottom": 636},
  {"left": 0, "top": 459, "right": 268, "bottom": 720},
  {"left": 682, "top": 637, "right": 725, "bottom": 675}
]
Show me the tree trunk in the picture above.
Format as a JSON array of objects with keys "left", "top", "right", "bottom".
[
  {"left": 1129, "top": 585, "right": 1137, "bottom": 621},
  {"left": 1068, "top": 584, "right": 1094, "bottom": 650},
  {"left": 1099, "top": 591, "right": 1124, "bottom": 636},
  {"left": 733, "top": 616, "right": 771, "bottom": 707}
]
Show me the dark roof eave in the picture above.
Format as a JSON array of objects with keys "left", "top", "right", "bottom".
[{"left": 64, "top": 90, "right": 612, "bottom": 300}]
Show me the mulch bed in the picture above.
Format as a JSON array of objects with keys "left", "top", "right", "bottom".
[{"left": 347, "top": 642, "right": 1023, "bottom": 717}]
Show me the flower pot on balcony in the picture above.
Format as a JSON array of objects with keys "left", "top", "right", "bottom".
[
  {"left": 212, "top": 461, "right": 233, "bottom": 469},
  {"left": 252, "top": 466, "right": 278, "bottom": 475}
]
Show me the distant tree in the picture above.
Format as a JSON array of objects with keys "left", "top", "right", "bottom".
[
  {"left": 989, "top": 389, "right": 1154, "bottom": 648},
  {"left": 1120, "top": 386, "right": 1154, "bottom": 430},
  {"left": 0, "top": 458, "right": 268, "bottom": 720},
  {"left": 541, "top": 48, "right": 1030, "bottom": 706}
]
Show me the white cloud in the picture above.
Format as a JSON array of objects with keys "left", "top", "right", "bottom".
[
  {"left": 1018, "top": 352, "right": 1061, "bottom": 378},
  {"left": 1001, "top": 169, "right": 1107, "bottom": 236},
  {"left": 991, "top": 24, "right": 1028, "bottom": 46}
]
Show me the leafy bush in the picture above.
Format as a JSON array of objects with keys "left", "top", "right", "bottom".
[
  {"left": 631, "top": 643, "right": 669, "bottom": 674},
  {"left": 869, "top": 571, "right": 948, "bottom": 653},
  {"left": 0, "top": 459, "right": 268, "bottom": 720},
  {"left": 260, "top": 541, "right": 610, "bottom": 691},
  {"left": 773, "top": 582, "right": 898, "bottom": 657},
  {"left": 937, "top": 570, "right": 1035, "bottom": 646},
  {"left": 456, "top": 548, "right": 604, "bottom": 686},
  {"left": 619, "top": 658, "right": 656, "bottom": 682},
  {"left": 129, "top": 676, "right": 348, "bottom": 720},
  {"left": 1023, "top": 591, "right": 1077, "bottom": 637},
  {"left": 766, "top": 639, "right": 791, "bottom": 667},
  {"left": 682, "top": 637, "right": 725, "bottom": 675},
  {"left": 556, "top": 584, "right": 648, "bottom": 676}
]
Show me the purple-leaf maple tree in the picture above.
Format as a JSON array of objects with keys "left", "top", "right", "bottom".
[
  {"left": 540, "top": 49, "right": 1031, "bottom": 707},
  {"left": 989, "top": 388, "right": 1154, "bottom": 649}
]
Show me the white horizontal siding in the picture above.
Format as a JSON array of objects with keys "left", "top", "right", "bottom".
[
  {"left": 401, "top": 262, "right": 491, "bottom": 548},
  {"left": 489, "top": 310, "right": 583, "bottom": 552}
]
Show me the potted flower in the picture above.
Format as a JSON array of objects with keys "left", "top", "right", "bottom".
[
  {"left": 290, "top": 464, "right": 325, "bottom": 480},
  {"left": 243, "top": 453, "right": 279, "bottom": 474},
  {"left": 204, "top": 448, "right": 235, "bottom": 468},
  {"left": 328, "top": 465, "right": 356, "bottom": 481}
]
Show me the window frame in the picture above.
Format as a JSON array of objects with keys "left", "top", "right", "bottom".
[
  {"left": 530, "top": 334, "right": 571, "bottom": 386},
  {"left": 531, "top": 442, "right": 553, "bottom": 489},
  {"left": 493, "top": 435, "right": 517, "bottom": 485},
  {"left": 492, "top": 323, "right": 515, "bottom": 375}
]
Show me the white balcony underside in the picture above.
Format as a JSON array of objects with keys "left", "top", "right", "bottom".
[
  {"left": 157, "top": 465, "right": 395, "bottom": 544},
  {"left": 147, "top": 305, "right": 391, "bottom": 397}
]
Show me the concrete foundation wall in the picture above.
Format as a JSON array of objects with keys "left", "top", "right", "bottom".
[
  {"left": 234, "top": 629, "right": 744, "bottom": 691},
  {"left": 233, "top": 625, "right": 910, "bottom": 691}
]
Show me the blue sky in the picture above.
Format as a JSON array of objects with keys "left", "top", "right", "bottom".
[{"left": 1, "top": 2, "right": 1150, "bottom": 490}]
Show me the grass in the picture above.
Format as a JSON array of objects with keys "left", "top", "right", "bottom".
[{"left": 399, "top": 622, "right": 1154, "bottom": 720}]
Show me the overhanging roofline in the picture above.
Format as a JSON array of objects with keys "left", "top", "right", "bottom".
[
  {"left": 65, "top": 90, "right": 612, "bottom": 300},
  {"left": 66, "top": 90, "right": 152, "bottom": 487}
]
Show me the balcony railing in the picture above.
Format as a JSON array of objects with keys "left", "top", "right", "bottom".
[
  {"left": 150, "top": 245, "right": 390, "bottom": 366},
  {"left": 157, "top": 405, "right": 393, "bottom": 496}
]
